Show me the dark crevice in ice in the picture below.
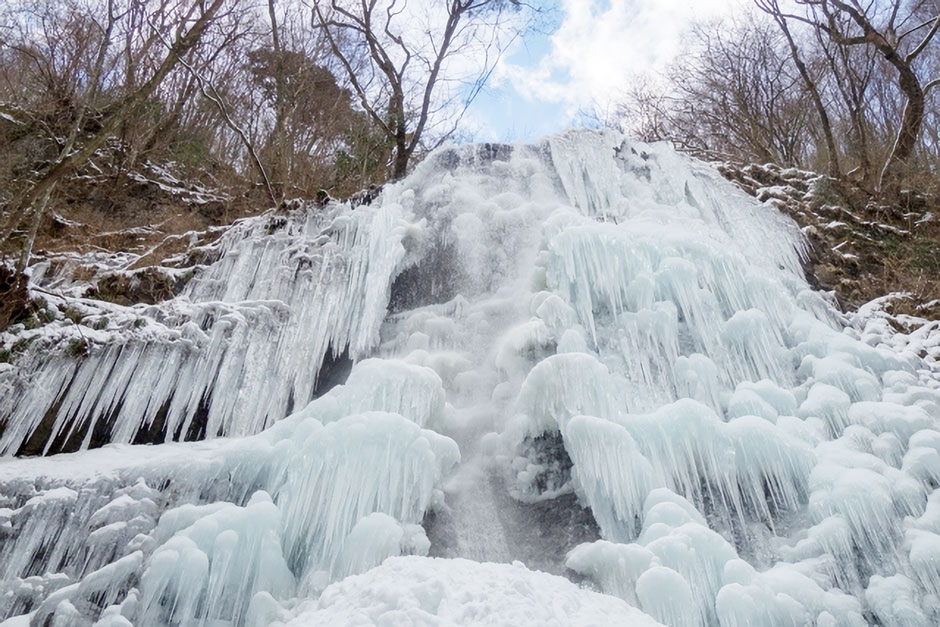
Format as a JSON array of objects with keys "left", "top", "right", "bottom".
[
  {"left": 388, "top": 242, "right": 458, "bottom": 314},
  {"left": 429, "top": 143, "right": 515, "bottom": 173},
  {"left": 16, "top": 390, "right": 71, "bottom": 457},
  {"left": 425, "top": 431, "right": 600, "bottom": 579},
  {"left": 424, "top": 474, "right": 599, "bottom": 579},
  {"left": 522, "top": 432, "right": 575, "bottom": 496},
  {"left": 183, "top": 398, "right": 211, "bottom": 442},
  {"left": 313, "top": 344, "right": 353, "bottom": 398}
]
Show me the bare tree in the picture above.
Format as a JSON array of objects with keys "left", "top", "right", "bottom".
[
  {"left": 779, "top": 0, "right": 940, "bottom": 193},
  {"left": 756, "top": 0, "right": 841, "bottom": 178},
  {"left": 614, "top": 1, "right": 940, "bottom": 198},
  {"left": 267, "top": 0, "right": 290, "bottom": 195},
  {"left": 814, "top": 25, "right": 879, "bottom": 185},
  {"left": 0, "top": 0, "right": 228, "bottom": 328},
  {"left": 311, "top": 0, "right": 525, "bottom": 179},
  {"left": 149, "top": 18, "right": 280, "bottom": 206},
  {"left": 621, "top": 14, "right": 815, "bottom": 167}
]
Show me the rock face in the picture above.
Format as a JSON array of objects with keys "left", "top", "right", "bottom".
[
  {"left": 1, "top": 129, "right": 939, "bottom": 626},
  {"left": 0, "top": 263, "right": 29, "bottom": 332},
  {"left": 86, "top": 267, "right": 183, "bottom": 306},
  {"left": 718, "top": 161, "right": 940, "bottom": 319}
]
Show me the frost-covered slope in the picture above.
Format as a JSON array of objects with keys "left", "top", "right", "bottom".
[
  {"left": 0, "top": 200, "right": 410, "bottom": 455},
  {"left": 2, "top": 129, "right": 940, "bottom": 626}
]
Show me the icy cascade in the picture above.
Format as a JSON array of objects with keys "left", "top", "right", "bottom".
[
  {"left": 0, "top": 361, "right": 458, "bottom": 625},
  {"left": 0, "top": 200, "right": 414, "bottom": 455},
  {"left": 1, "top": 128, "right": 940, "bottom": 626}
]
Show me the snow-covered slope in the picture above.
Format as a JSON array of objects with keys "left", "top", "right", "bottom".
[{"left": 1, "top": 129, "right": 939, "bottom": 626}]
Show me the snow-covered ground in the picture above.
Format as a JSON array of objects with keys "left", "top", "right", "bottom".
[{"left": 1, "top": 129, "right": 939, "bottom": 626}]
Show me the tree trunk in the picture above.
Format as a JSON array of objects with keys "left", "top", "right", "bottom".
[
  {"left": 392, "top": 141, "right": 410, "bottom": 179},
  {"left": 0, "top": 263, "right": 29, "bottom": 332},
  {"left": 880, "top": 67, "right": 924, "bottom": 194},
  {"left": 775, "top": 12, "right": 841, "bottom": 178},
  {"left": 849, "top": 105, "right": 873, "bottom": 187},
  {"left": 389, "top": 90, "right": 409, "bottom": 179},
  {"left": 268, "top": 0, "right": 288, "bottom": 200}
]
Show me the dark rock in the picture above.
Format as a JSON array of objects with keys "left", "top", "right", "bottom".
[
  {"left": 87, "top": 267, "right": 180, "bottom": 306},
  {"left": 0, "top": 264, "right": 29, "bottom": 332}
]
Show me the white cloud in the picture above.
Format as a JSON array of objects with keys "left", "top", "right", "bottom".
[{"left": 495, "top": 0, "right": 744, "bottom": 117}]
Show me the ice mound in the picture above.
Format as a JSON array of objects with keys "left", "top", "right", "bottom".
[
  {"left": 1, "top": 360, "right": 457, "bottom": 625},
  {"left": 277, "top": 556, "right": 662, "bottom": 626},
  {"left": 567, "top": 490, "right": 866, "bottom": 627},
  {"left": 3, "top": 128, "right": 940, "bottom": 625}
]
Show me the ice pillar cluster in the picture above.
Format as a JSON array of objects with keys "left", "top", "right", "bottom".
[{"left": 1, "top": 129, "right": 939, "bottom": 626}]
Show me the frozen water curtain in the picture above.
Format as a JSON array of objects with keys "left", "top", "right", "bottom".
[{"left": 1, "top": 130, "right": 939, "bottom": 626}]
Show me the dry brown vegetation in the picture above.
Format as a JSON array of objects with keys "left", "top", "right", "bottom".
[{"left": 720, "top": 162, "right": 940, "bottom": 319}]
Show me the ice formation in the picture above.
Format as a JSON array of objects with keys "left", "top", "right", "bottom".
[
  {"left": 0, "top": 200, "right": 412, "bottom": 455},
  {"left": 2, "top": 128, "right": 940, "bottom": 626}
]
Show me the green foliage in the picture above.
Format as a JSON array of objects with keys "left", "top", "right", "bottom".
[
  {"left": 65, "top": 338, "right": 89, "bottom": 358},
  {"left": 883, "top": 232, "right": 940, "bottom": 274},
  {"left": 246, "top": 49, "right": 348, "bottom": 117},
  {"left": 11, "top": 336, "right": 34, "bottom": 353},
  {"left": 809, "top": 177, "right": 839, "bottom": 207},
  {"left": 22, "top": 316, "right": 42, "bottom": 330},
  {"left": 332, "top": 115, "right": 394, "bottom": 194},
  {"left": 38, "top": 309, "right": 55, "bottom": 324},
  {"left": 909, "top": 237, "right": 940, "bottom": 273},
  {"left": 62, "top": 306, "right": 84, "bottom": 324},
  {"left": 170, "top": 136, "right": 213, "bottom": 170},
  {"left": 13, "top": 297, "right": 56, "bottom": 331}
]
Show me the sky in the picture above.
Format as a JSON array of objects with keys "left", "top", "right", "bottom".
[{"left": 465, "top": 0, "right": 746, "bottom": 142}]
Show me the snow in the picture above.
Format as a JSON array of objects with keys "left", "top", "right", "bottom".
[
  {"left": 278, "top": 556, "right": 663, "bottom": 627},
  {"left": 2, "top": 128, "right": 940, "bottom": 625}
]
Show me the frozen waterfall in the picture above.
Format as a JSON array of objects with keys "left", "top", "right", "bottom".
[{"left": 1, "top": 129, "right": 939, "bottom": 626}]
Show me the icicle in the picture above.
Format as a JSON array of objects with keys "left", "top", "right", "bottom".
[{"left": 1, "top": 200, "right": 417, "bottom": 455}]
